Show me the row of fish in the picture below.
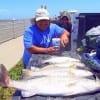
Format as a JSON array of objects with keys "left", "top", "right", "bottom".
[{"left": 0, "top": 62, "right": 100, "bottom": 97}]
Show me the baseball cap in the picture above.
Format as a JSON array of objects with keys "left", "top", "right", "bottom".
[
  {"left": 60, "top": 11, "right": 71, "bottom": 20},
  {"left": 35, "top": 7, "right": 50, "bottom": 21}
]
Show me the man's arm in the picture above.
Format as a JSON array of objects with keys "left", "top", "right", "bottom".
[{"left": 27, "top": 45, "right": 57, "bottom": 54}]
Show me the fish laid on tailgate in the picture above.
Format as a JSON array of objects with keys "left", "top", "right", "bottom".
[
  {"left": 22, "top": 63, "right": 93, "bottom": 79},
  {"left": 0, "top": 64, "right": 100, "bottom": 98}
]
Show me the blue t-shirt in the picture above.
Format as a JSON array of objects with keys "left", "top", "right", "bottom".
[{"left": 23, "top": 23, "right": 64, "bottom": 67}]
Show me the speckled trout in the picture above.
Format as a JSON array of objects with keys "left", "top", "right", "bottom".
[{"left": 0, "top": 64, "right": 100, "bottom": 98}]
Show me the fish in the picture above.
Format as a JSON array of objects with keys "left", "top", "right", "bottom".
[
  {"left": 42, "top": 56, "right": 80, "bottom": 64},
  {"left": 0, "top": 64, "right": 100, "bottom": 98},
  {"left": 22, "top": 63, "right": 94, "bottom": 79},
  {"left": 28, "top": 54, "right": 83, "bottom": 68}
]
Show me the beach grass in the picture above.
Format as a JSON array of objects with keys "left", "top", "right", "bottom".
[{"left": 0, "top": 60, "right": 23, "bottom": 100}]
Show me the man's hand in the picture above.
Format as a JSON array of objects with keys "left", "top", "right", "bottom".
[
  {"left": 47, "top": 47, "right": 59, "bottom": 53},
  {"left": 60, "top": 30, "right": 69, "bottom": 47}
]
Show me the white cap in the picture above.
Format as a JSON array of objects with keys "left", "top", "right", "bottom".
[{"left": 35, "top": 8, "right": 50, "bottom": 21}]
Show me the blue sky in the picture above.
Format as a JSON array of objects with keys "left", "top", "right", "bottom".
[{"left": 0, "top": 0, "right": 100, "bottom": 19}]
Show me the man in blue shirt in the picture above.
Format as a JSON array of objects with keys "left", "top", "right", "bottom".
[{"left": 23, "top": 7, "right": 70, "bottom": 68}]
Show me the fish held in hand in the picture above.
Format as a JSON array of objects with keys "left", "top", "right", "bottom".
[{"left": 0, "top": 64, "right": 100, "bottom": 98}]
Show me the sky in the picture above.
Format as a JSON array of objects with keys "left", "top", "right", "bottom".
[{"left": 0, "top": 0, "right": 100, "bottom": 19}]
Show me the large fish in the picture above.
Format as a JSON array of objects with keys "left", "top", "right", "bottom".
[
  {"left": 28, "top": 53, "right": 82, "bottom": 68},
  {"left": 42, "top": 56, "right": 80, "bottom": 64},
  {"left": 23, "top": 63, "right": 94, "bottom": 79},
  {"left": 0, "top": 64, "right": 100, "bottom": 98}
]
